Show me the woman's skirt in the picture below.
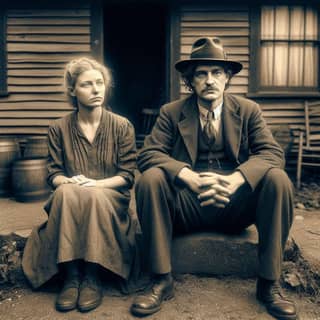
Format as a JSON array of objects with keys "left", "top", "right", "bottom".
[{"left": 22, "top": 184, "right": 138, "bottom": 289}]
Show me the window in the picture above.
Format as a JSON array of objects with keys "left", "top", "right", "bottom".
[
  {"left": 0, "top": 10, "right": 7, "bottom": 96},
  {"left": 250, "top": 5, "right": 319, "bottom": 96}
]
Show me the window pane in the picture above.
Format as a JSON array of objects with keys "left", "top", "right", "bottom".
[
  {"left": 260, "top": 42, "right": 274, "bottom": 86},
  {"left": 304, "top": 44, "right": 318, "bottom": 86},
  {"left": 273, "top": 42, "right": 288, "bottom": 86},
  {"left": 261, "top": 6, "right": 274, "bottom": 40},
  {"left": 288, "top": 44, "right": 304, "bottom": 86},
  {"left": 290, "top": 7, "right": 304, "bottom": 40},
  {"left": 305, "top": 6, "right": 318, "bottom": 40},
  {"left": 274, "top": 6, "right": 289, "bottom": 40}
]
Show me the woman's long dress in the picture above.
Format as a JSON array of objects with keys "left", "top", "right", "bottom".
[{"left": 22, "top": 109, "right": 138, "bottom": 289}]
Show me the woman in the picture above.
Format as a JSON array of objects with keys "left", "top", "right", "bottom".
[{"left": 22, "top": 57, "right": 137, "bottom": 313}]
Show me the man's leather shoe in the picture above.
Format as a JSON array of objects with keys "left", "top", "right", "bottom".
[
  {"left": 77, "top": 277, "right": 102, "bottom": 312},
  {"left": 131, "top": 275, "right": 174, "bottom": 316},
  {"left": 256, "top": 277, "right": 297, "bottom": 320},
  {"left": 56, "top": 277, "right": 80, "bottom": 312}
]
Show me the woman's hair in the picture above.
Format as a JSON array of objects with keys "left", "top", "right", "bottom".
[
  {"left": 64, "top": 57, "right": 113, "bottom": 109},
  {"left": 181, "top": 62, "right": 233, "bottom": 92}
]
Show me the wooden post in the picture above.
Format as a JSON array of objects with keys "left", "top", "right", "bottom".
[
  {"left": 296, "top": 131, "right": 304, "bottom": 189},
  {"left": 90, "top": 0, "right": 103, "bottom": 62},
  {"left": 168, "top": 4, "right": 181, "bottom": 102}
]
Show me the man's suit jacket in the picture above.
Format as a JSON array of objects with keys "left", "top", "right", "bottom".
[{"left": 137, "top": 93, "right": 284, "bottom": 191}]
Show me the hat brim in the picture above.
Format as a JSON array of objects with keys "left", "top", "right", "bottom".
[{"left": 175, "top": 58, "right": 243, "bottom": 75}]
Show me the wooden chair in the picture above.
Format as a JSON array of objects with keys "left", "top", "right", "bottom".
[
  {"left": 296, "top": 100, "right": 320, "bottom": 188},
  {"left": 136, "top": 108, "right": 159, "bottom": 148}
]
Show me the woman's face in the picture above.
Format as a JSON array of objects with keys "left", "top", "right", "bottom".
[{"left": 71, "top": 69, "right": 106, "bottom": 109}]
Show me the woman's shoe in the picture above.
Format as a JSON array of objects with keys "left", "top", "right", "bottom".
[
  {"left": 77, "top": 276, "right": 103, "bottom": 312},
  {"left": 55, "top": 277, "right": 80, "bottom": 312}
]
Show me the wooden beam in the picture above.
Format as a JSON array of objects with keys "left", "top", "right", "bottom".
[
  {"left": 90, "top": 0, "right": 103, "bottom": 62},
  {"left": 248, "top": 5, "right": 260, "bottom": 94},
  {"left": 0, "top": 9, "right": 8, "bottom": 96},
  {"left": 169, "top": 4, "right": 181, "bottom": 101}
]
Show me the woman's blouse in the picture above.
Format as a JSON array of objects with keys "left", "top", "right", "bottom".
[{"left": 47, "top": 108, "right": 136, "bottom": 188}]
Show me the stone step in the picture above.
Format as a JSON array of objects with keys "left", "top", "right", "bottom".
[{"left": 172, "top": 226, "right": 258, "bottom": 277}]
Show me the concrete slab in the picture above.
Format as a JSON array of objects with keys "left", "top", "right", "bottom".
[{"left": 291, "top": 209, "right": 320, "bottom": 276}]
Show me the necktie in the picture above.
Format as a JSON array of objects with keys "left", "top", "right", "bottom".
[{"left": 203, "top": 111, "right": 216, "bottom": 146}]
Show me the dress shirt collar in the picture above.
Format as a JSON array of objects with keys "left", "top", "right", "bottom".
[{"left": 198, "top": 101, "right": 223, "bottom": 120}]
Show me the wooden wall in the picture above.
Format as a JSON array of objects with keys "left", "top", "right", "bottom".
[
  {"left": 259, "top": 99, "right": 305, "bottom": 165},
  {"left": 0, "top": 7, "right": 91, "bottom": 137}
]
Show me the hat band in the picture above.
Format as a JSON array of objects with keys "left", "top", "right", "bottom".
[{"left": 191, "top": 49, "right": 226, "bottom": 60}]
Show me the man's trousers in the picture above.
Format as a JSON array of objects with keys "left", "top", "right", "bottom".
[{"left": 135, "top": 167, "right": 294, "bottom": 281}]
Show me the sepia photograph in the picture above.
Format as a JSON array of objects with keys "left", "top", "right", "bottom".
[{"left": 0, "top": 0, "right": 319, "bottom": 319}]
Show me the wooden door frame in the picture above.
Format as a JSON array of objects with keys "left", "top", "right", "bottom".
[
  {"left": 0, "top": 8, "right": 7, "bottom": 96},
  {"left": 168, "top": 4, "right": 181, "bottom": 101},
  {"left": 90, "top": 0, "right": 104, "bottom": 62}
]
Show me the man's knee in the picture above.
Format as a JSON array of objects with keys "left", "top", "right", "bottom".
[
  {"left": 136, "top": 167, "right": 167, "bottom": 190},
  {"left": 263, "top": 168, "right": 293, "bottom": 194}
]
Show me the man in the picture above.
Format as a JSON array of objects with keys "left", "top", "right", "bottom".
[{"left": 131, "top": 37, "right": 297, "bottom": 320}]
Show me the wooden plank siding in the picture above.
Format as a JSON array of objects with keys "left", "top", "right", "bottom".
[
  {"left": 259, "top": 99, "right": 320, "bottom": 167},
  {"left": 0, "top": 7, "right": 91, "bottom": 136},
  {"left": 179, "top": 4, "right": 250, "bottom": 98}
]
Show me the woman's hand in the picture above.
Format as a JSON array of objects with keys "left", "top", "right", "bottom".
[
  {"left": 52, "top": 175, "right": 76, "bottom": 188},
  {"left": 70, "top": 175, "right": 97, "bottom": 187},
  {"left": 69, "top": 175, "right": 128, "bottom": 189}
]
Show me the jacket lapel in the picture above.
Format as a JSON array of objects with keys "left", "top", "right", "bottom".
[
  {"left": 222, "top": 94, "right": 242, "bottom": 161},
  {"left": 178, "top": 95, "right": 199, "bottom": 166}
]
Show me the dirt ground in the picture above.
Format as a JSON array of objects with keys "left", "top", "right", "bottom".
[
  {"left": 0, "top": 275, "right": 320, "bottom": 320},
  {"left": 294, "top": 174, "right": 320, "bottom": 210}
]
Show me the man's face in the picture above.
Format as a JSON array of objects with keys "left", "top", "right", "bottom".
[{"left": 191, "top": 64, "right": 230, "bottom": 105}]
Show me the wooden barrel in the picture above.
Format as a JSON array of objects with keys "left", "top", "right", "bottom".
[
  {"left": 11, "top": 158, "right": 51, "bottom": 202},
  {"left": 23, "top": 136, "right": 48, "bottom": 159},
  {"left": 0, "top": 138, "right": 21, "bottom": 196}
]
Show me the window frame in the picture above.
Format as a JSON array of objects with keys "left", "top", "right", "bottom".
[
  {"left": 248, "top": 4, "right": 320, "bottom": 98},
  {"left": 0, "top": 9, "right": 7, "bottom": 97}
]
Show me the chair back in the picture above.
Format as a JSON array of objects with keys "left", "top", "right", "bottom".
[
  {"left": 304, "top": 100, "right": 320, "bottom": 149},
  {"left": 140, "top": 108, "right": 159, "bottom": 135}
]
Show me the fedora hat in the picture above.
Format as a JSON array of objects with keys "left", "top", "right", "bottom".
[{"left": 175, "top": 37, "right": 242, "bottom": 75}]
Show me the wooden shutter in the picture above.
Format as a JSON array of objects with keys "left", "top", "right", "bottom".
[{"left": 0, "top": 10, "right": 7, "bottom": 96}]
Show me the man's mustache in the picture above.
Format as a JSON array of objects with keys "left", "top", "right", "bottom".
[{"left": 202, "top": 86, "right": 217, "bottom": 91}]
